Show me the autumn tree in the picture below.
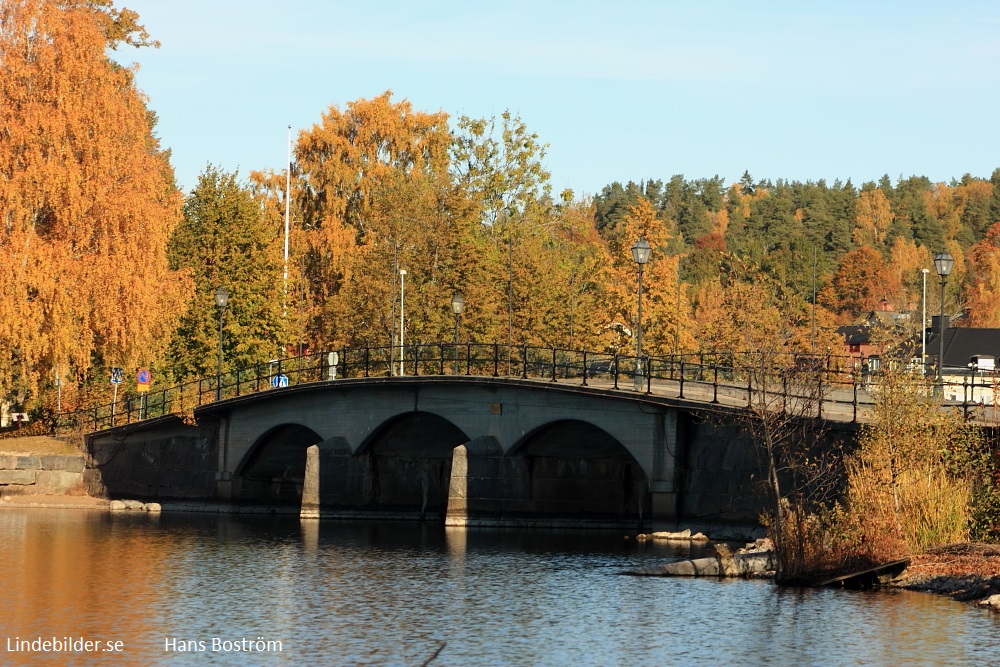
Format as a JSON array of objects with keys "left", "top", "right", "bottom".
[
  {"left": 288, "top": 92, "right": 459, "bottom": 352},
  {"left": 0, "top": 0, "right": 189, "bottom": 412},
  {"left": 343, "top": 168, "right": 487, "bottom": 352},
  {"left": 819, "top": 246, "right": 901, "bottom": 320},
  {"left": 253, "top": 97, "right": 572, "bottom": 359},
  {"left": 165, "top": 167, "right": 285, "bottom": 378},
  {"left": 295, "top": 91, "right": 451, "bottom": 234},
  {"left": 926, "top": 182, "right": 970, "bottom": 246},
  {"left": 964, "top": 222, "right": 1000, "bottom": 327},
  {"left": 451, "top": 111, "right": 551, "bottom": 229},
  {"left": 693, "top": 262, "right": 785, "bottom": 355},
  {"left": 852, "top": 187, "right": 895, "bottom": 249},
  {"left": 548, "top": 196, "right": 612, "bottom": 351},
  {"left": 693, "top": 261, "right": 841, "bottom": 580},
  {"left": 599, "top": 199, "right": 694, "bottom": 356},
  {"left": 888, "top": 236, "right": 931, "bottom": 310},
  {"left": 452, "top": 110, "right": 566, "bottom": 349}
]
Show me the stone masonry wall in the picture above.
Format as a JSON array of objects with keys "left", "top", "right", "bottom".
[
  {"left": 0, "top": 455, "right": 86, "bottom": 496},
  {"left": 86, "top": 418, "right": 220, "bottom": 501}
]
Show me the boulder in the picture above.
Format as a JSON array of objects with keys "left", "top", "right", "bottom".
[
  {"left": 642, "top": 529, "right": 710, "bottom": 542},
  {"left": 628, "top": 557, "right": 721, "bottom": 577},
  {"left": 650, "top": 529, "right": 691, "bottom": 540},
  {"left": 977, "top": 594, "right": 1000, "bottom": 610},
  {"left": 624, "top": 542, "right": 774, "bottom": 579}
]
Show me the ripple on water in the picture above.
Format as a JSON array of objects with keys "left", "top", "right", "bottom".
[{"left": 2, "top": 511, "right": 997, "bottom": 666}]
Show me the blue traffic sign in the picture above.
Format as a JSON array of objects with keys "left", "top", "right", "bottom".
[
  {"left": 271, "top": 374, "right": 289, "bottom": 388},
  {"left": 110, "top": 367, "right": 124, "bottom": 384}
]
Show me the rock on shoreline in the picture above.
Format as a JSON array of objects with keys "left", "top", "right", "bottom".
[
  {"left": 624, "top": 538, "right": 775, "bottom": 578},
  {"left": 109, "top": 499, "right": 161, "bottom": 513},
  {"left": 634, "top": 529, "right": 710, "bottom": 542}
]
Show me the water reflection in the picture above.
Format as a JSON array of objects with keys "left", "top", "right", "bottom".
[{"left": 0, "top": 510, "right": 996, "bottom": 666}]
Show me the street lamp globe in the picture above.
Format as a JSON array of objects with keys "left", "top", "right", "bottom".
[
  {"left": 451, "top": 292, "right": 466, "bottom": 359},
  {"left": 214, "top": 286, "right": 230, "bottom": 309},
  {"left": 451, "top": 292, "right": 466, "bottom": 316},
  {"left": 933, "top": 252, "right": 954, "bottom": 277},
  {"left": 631, "top": 237, "right": 652, "bottom": 265}
]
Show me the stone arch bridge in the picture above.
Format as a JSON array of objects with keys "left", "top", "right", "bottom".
[{"left": 85, "top": 374, "right": 856, "bottom": 533}]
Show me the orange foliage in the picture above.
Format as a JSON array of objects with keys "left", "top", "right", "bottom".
[
  {"left": 924, "top": 183, "right": 966, "bottom": 242},
  {"left": 0, "top": 0, "right": 189, "bottom": 406},
  {"left": 694, "top": 277, "right": 783, "bottom": 353},
  {"left": 295, "top": 91, "right": 451, "bottom": 235},
  {"left": 602, "top": 200, "right": 694, "bottom": 355},
  {"left": 964, "top": 222, "right": 1000, "bottom": 327},
  {"left": 708, "top": 208, "right": 729, "bottom": 236},
  {"left": 888, "top": 237, "right": 932, "bottom": 308},
  {"left": 819, "top": 246, "right": 901, "bottom": 320}
]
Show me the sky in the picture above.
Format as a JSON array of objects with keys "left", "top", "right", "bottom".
[{"left": 116, "top": 0, "right": 1000, "bottom": 198}]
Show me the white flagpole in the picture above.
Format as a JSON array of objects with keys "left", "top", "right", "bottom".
[{"left": 283, "top": 125, "right": 291, "bottom": 319}]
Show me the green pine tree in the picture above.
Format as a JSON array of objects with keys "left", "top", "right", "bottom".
[{"left": 165, "top": 166, "right": 286, "bottom": 380}]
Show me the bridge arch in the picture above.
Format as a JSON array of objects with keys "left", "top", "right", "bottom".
[
  {"left": 234, "top": 423, "right": 323, "bottom": 503},
  {"left": 359, "top": 411, "right": 469, "bottom": 517},
  {"left": 505, "top": 419, "right": 650, "bottom": 522}
]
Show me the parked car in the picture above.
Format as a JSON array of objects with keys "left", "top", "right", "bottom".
[{"left": 587, "top": 359, "right": 618, "bottom": 378}]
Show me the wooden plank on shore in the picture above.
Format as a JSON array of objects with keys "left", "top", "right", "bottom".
[{"left": 815, "top": 558, "right": 910, "bottom": 588}]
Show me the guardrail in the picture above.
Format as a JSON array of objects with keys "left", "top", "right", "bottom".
[{"left": 57, "top": 343, "right": 1000, "bottom": 433}]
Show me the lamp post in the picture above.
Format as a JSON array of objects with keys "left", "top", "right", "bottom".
[
  {"left": 921, "top": 267, "right": 929, "bottom": 373},
  {"left": 451, "top": 292, "right": 465, "bottom": 375},
  {"left": 451, "top": 292, "right": 465, "bottom": 346},
  {"left": 631, "top": 237, "right": 652, "bottom": 390},
  {"left": 214, "top": 286, "right": 230, "bottom": 401},
  {"left": 933, "top": 252, "right": 954, "bottom": 391},
  {"left": 399, "top": 269, "right": 406, "bottom": 376}
]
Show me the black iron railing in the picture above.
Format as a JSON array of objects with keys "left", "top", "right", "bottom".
[{"left": 56, "top": 343, "right": 999, "bottom": 433}]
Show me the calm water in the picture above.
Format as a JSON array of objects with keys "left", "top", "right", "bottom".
[{"left": 0, "top": 509, "right": 997, "bottom": 667}]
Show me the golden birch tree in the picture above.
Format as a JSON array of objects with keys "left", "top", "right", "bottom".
[
  {"left": 888, "top": 236, "right": 931, "bottom": 309},
  {"left": 284, "top": 93, "right": 463, "bottom": 351},
  {"left": 0, "top": 0, "right": 189, "bottom": 411},
  {"left": 853, "top": 187, "right": 895, "bottom": 249}
]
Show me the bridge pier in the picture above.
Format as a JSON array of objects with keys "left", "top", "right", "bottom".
[
  {"left": 300, "top": 444, "right": 320, "bottom": 519},
  {"left": 445, "top": 437, "right": 503, "bottom": 526}
]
